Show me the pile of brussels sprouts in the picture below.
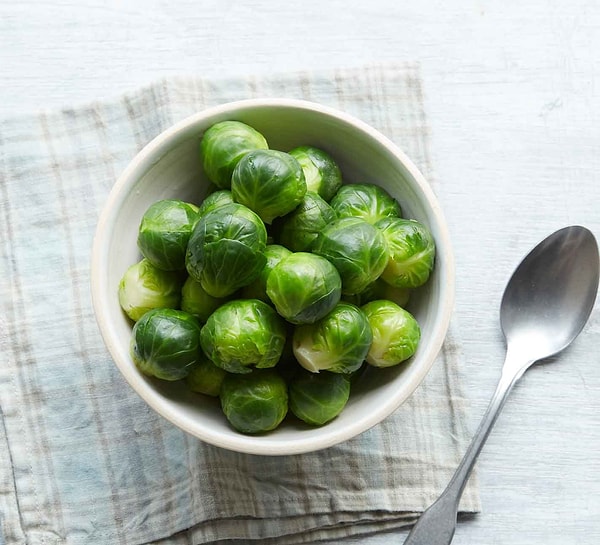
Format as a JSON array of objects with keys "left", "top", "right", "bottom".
[{"left": 118, "top": 120, "right": 436, "bottom": 435}]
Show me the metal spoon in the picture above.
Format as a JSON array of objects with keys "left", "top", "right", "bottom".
[{"left": 404, "top": 225, "right": 599, "bottom": 545}]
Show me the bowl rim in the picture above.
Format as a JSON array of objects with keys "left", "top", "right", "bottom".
[{"left": 91, "top": 97, "right": 455, "bottom": 455}]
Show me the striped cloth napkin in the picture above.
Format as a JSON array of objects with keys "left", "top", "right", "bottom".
[{"left": 0, "top": 64, "right": 479, "bottom": 545}]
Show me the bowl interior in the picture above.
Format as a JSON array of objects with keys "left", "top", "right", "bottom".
[{"left": 92, "top": 99, "right": 454, "bottom": 455}]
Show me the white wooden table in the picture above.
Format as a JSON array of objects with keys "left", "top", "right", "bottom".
[{"left": 3, "top": 1, "right": 600, "bottom": 543}]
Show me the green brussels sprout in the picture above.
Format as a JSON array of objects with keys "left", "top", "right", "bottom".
[
  {"left": 311, "top": 217, "right": 389, "bottom": 295},
  {"left": 186, "top": 355, "right": 227, "bottom": 396},
  {"left": 289, "top": 370, "right": 351, "bottom": 426},
  {"left": 130, "top": 308, "right": 201, "bottom": 380},
  {"left": 197, "top": 189, "right": 234, "bottom": 217},
  {"left": 288, "top": 145, "right": 342, "bottom": 202},
  {"left": 376, "top": 218, "right": 435, "bottom": 288},
  {"left": 241, "top": 244, "right": 292, "bottom": 302},
  {"left": 292, "top": 302, "right": 372, "bottom": 374},
  {"left": 278, "top": 191, "right": 336, "bottom": 252},
  {"left": 185, "top": 203, "right": 267, "bottom": 297},
  {"left": 343, "top": 278, "right": 411, "bottom": 308},
  {"left": 362, "top": 300, "right": 421, "bottom": 367},
  {"left": 330, "top": 183, "right": 401, "bottom": 225},
  {"left": 220, "top": 370, "right": 288, "bottom": 434},
  {"left": 200, "top": 299, "right": 287, "bottom": 374},
  {"left": 200, "top": 120, "right": 268, "bottom": 189},
  {"left": 266, "top": 252, "right": 342, "bottom": 324},
  {"left": 180, "top": 276, "right": 230, "bottom": 322},
  {"left": 137, "top": 199, "right": 199, "bottom": 271},
  {"left": 118, "top": 258, "right": 181, "bottom": 321},
  {"left": 231, "top": 149, "right": 307, "bottom": 224}
]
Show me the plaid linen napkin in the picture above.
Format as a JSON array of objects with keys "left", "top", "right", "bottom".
[{"left": 0, "top": 64, "right": 480, "bottom": 545}]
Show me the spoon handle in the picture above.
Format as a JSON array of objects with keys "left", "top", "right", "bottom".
[{"left": 403, "top": 350, "right": 529, "bottom": 545}]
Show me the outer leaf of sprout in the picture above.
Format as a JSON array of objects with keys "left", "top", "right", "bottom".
[
  {"left": 330, "top": 183, "right": 401, "bottom": 225},
  {"left": 180, "top": 276, "right": 230, "bottom": 322},
  {"left": 220, "top": 370, "right": 288, "bottom": 434},
  {"left": 200, "top": 299, "right": 287, "bottom": 374},
  {"left": 362, "top": 299, "right": 421, "bottom": 367},
  {"left": 200, "top": 121, "right": 268, "bottom": 189},
  {"left": 185, "top": 202, "right": 267, "bottom": 297},
  {"left": 137, "top": 199, "right": 200, "bottom": 271},
  {"left": 241, "top": 244, "right": 292, "bottom": 303},
  {"left": 311, "top": 217, "right": 389, "bottom": 295},
  {"left": 266, "top": 252, "right": 342, "bottom": 324},
  {"left": 231, "top": 149, "right": 307, "bottom": 224},
  {"left": 186, "top": 355, "right": 227, "bottom": 396},
  {"left": 376, "top": 217, "right": 435, "bottom": 289},
  {"left": 279, "top": 191, "right": 336, "bottom": 252},
  {"left": 292, "top": 302, "right": 372, "bottom": 374},
  {"left": 289, "top": 371, "right": 351, "bottom": 426},
  {"left": 197, "top": 189, "right": 234, "bottom": 217},
  {"left": 288, "top": 145, "right": 342, "bottom": 202},
  {"left": 130, "top": 308, "right": 201, "bottom": 380},
  {"left": 118, "top": 258, "right": 181, "bottom": 321}
]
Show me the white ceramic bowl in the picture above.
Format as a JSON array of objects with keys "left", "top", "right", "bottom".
[{"left": 91, "top": 98, "right": 455, "bottom": 455}]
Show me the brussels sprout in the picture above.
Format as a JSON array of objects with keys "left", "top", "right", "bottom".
[
  {"left": 278, "top": 191, "right": 336, "bottom": 252},
  {"left": 362, "top": 300, "right": 421, "bottom": 367},
  {"left": 220, "top": 370, "right": 288, "bottom": 434},
  {"left": 241, "top": 244, "right": 292, "bottom": 302},
  {"left": 200, "top": 120, "right": 268, "bottom": 189},
  {"left": 136, "top": 199, "right": 199, "bottom": 271},
  {"left": 200, "top": 299, "right": 287, "bottom": 374},
  {"left": 118, "top": 258, "right": 181, "bottom": 321},
  {"left": 231, "top": 149, "right": 307, "bottom": 224},
  {"left": 289, "top": 370, "right": 351, "bottom": 426},
  {"left": 343, "top": 278, "right": 411, "bottom": 308},
  {"left": 186, "top": 355, "right": 227, "bottom": 396},
  {"left": 130, "top": 308, "right": 201, "bottom": 380},
  {"left": 266, "top": 252, "right": 342, "bottom": 324},
  {"left": 185, "top": 203, "right": 267, "bottom": 297},
  {"left": 293, "top": 302, "right": 372, "bottom": 374},
  {"left": 288, "top": 145, "right": 342, "bottom": 202},
  {"left": 311, "top": 217, "right": 389, "bottom": 295},
  {"left": 376, "top": 218, "right": 435, "bottom": 288},
  {"left": 197, "top": 189, "right": 234, "bottom": 217},
  {"left": 330, "top": 183, "right": 401, "bottom": 225},
  {"left": 180, "top": 276, "right": 230, "bottom": 322}
]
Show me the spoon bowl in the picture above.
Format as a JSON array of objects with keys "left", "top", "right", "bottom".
[
  {"left": 500, "top": 226, "right": 600, "bottom": 361},
  {"left": 404, "top": 225, "right": 599, "bottom": 545}
]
